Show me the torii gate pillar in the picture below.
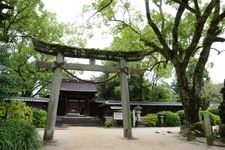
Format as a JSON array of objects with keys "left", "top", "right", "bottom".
[
  {"left": 44, "top": 52, "right": 64, "bottom": 141},
  {"left": 120, "top": 59, "right": 132, "bottom": 139}
]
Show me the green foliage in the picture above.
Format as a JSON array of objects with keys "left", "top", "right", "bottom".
[
  {"left": 149, "top": 84, "right": 178, "bottom": 102},
  {"left": 32, "top": 109, "right": 47, "bottom": 128},
  {"left": 199, "top": 111, "right": 221, "bottom": 126},
  {"left": 200, "top": 82, "right": 223, "bottom": 110},
  {"left": 95, "top": 72, "right": 177, "bottom": 101},
  {"left": 213, "top": 115, "right": 221, "bottom": 125},
  {"left": 104, "top": 118, "right": 113, "bottom": 128},
  {"left": 110, "top": 27, "right": 145, "bottom": 51},
  {"left": 0, "top": 70, "right": 16, "bottom": 98},
  {"left": 128, "top": 74, "right": 154, "bottom": 101},
  {"left": 1, "top": 100, "right": 48, "bottom": 128},
  {"left": 87, "top": 0, "right": 225, "bottom": 127},
  {"left": 190, "top": 121, "right": 205, "bottom": 137},
  {"left": 176, "top": 110, "right": 185, "bottom": 125},
  {"left": 95, "top": 72, "right": 153, "bottom": 101},
  {"left": 0, "top": 0, "right": 83, "bottom": 97},
  {"left": 0, "top": 103, "right": 6, "bottom": 123},
  {"left": 92, "top": 0, "right": 116, "bottom": 20},
  {"left": 7, "top": 100, "right": 33, "bottom": 124},
  {"left": 208, "top": 108, "right": 220, "bottom": 115},
  {"left": 164, "top": 111, "right": 180, "bottom": 127},
  {"left": 95, "top": 73, "right": 120, "bottom": 100},
  {"left": 0, "top": 43, "right": 17, "bottom": 97},
  {"left": 0, "top": 121, "right": 42, "bottom": 150},
  {"left": 144, "top": 113, "right": 158, "bottom": 126}
]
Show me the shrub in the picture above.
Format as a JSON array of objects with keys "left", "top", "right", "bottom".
[
  {"left": 7, "top": 100, "right": 33, "bottom": 124},
  {"left": 144, "top": 113, "right": 158, "bottom": 126},
  {"left": 104, "top": 118, "right": 113, "bottom": 128},
  {"left": 208, "top": 108, "right": 219, "bottom": 116},
  {"left": 0, "top": 103, "right": 6, "bottom": 123},
  {"left": 0, "top": 121, "right": 42, "bottom": 150},
  {"left": 213, "top": 114, "right": 221, "bottom": 125},
  {"left": 164, "top": 111, "right": 180, "bottom": 127},
  {"left": 33, "top": 109, "right": 47, "bottom": 128},
  {"left": 199, "top": 111, "right": 219, "bottom": 126},
  {"left": 176, "top": 110, "right": 185, "bottom": 125},
  {"left": 191, "top": 121, "right": 205, "bottom": 137}
]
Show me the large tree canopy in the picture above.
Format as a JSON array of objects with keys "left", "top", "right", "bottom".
[
  {"left": 85, "top": 0, "right": 225, "bottom": 126},
  {"left": 0, "top": 0, "right": 81, "bottom": 97}
]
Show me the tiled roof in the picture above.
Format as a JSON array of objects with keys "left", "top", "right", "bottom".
[
  {"left": 3, "top": 97, "right": 49, "bottom": 103},
  {"left": 96, "top": 100, "right": 182, "bottom": 106},
  {"left": 60, "top": 79, "right": 97, "bottom": 92}
]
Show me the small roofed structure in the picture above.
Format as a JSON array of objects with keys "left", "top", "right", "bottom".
[
  {"left": 97, "top": 100, "right": 183, "bottom": 116},
  {"left": 57, "top": 79, "right": 97, "bottom": 116}
]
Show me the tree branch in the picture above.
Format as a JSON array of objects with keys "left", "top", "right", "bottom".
[
  {"left": 4, "top": 2, "right": 31, "bottom": 36},
  {"left": 183, "top": 0, "right": 217, "bottom": 67},
  {"left": 15, "top": 67, "right": 26, "bottom": 81},
  {"left": 172, "top": 0, "right": 199, "bottom": 16},
  {"left": 172, "top": 0, "right": 186, "bottom": 54},
  {"left": 110, "top": 18, "right": 141, "bottom": 35},
  {"left": 144, "top": 41, "right": 167, "bottom": 57},
  {"left": 211, "top": 48, "right": 225, "bottom": 55},
  {"left": 119, "top": 0, "right": 132, "bottom": 24},
  {"left": 153, "top": 0, "right": 165, "bottom": 32},
  {"left": 145, "top": 0, "right": 170, "bottom": 53},
  {"left": 193, "top": 0, "right": 200, "bottom": 16},
  {"left": 88, "top": 0, "right": 113, "bottom": 20},
  {"left": 192, "top": 0, "right": 220, "bottom": 98},
  {"left": 211, "top": 1, "right": 225, "bottom": 26},
  {"left": 143, "top": 60, "right": 167, "bottom": 73},
  {"left": 214, "top": 37, "right": 225, "bottom": 42},
  {"left": 32, "top": 81, "right": 51, "bottom": 97}
]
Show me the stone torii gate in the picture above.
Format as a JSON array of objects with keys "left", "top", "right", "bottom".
[{"left": 32, "top": 38, "right": 147, "bottom": 141}]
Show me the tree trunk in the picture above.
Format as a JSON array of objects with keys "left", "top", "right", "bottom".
[
  {"left": 175, "top": 66, "right": 199, "bottom": 125},
  {"left": 184, "top": 97, "right": 200, "bottom": 124},
  {"left": 219, "top": 80, "right": 225, "bottom": 141},
  {"left": 140, "top": 73, "right": 145, "bottom": 101}
]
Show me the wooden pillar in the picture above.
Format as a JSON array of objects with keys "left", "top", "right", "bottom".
[
  {"left": 44, "top": 53, "right": 64, "bottom": 141},
  {"left": 87, "top": 98, "right": 90, "bottom": 115},
  {"left": 65, "top": 96, "right": 68, "bottom": 115},
  {"left": 120, "top": 59, "right": 132, "bottom": 139}
]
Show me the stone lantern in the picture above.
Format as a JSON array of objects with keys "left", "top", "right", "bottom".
[{"left": 134, "top": 105, "right": 142, "bottom": 122}]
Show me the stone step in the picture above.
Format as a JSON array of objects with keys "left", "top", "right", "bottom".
[{"left": 56, "top": 116, "right": 102, "bottom": 126}]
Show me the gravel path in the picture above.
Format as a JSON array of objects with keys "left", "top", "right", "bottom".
[{"left": 38, "top": 127, "right": 224, "bottom": 150}]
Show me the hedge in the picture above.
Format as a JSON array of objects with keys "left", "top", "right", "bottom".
[
  {"left": 176, "top": 110, "right": 185, "bottom": 125},
  {"left": 199, "top": 111, "right": 221, "bottom": 126},
  {"left": 32, "top": 109, "right": 47, "bottom": 128},
  {"left": 164, "top": 111, "right": 180, "bottom": 127},
  {"left": 0, "top": 121, "right": 42, "bottom": 150},
  {"left": 144, "top": 114, "right": 159, "bottom": 126}
]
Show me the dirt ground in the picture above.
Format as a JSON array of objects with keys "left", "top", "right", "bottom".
[{"left": 38, "top": 127, "right": 224, "bottom": 150}]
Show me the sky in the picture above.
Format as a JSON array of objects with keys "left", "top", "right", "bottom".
[{"left": 42, "top": 0, "right": 225, "bottom": 83}]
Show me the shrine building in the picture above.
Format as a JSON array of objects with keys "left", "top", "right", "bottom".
[{"left": 57, "top": 79, "right": 97, "bottom": 116}]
